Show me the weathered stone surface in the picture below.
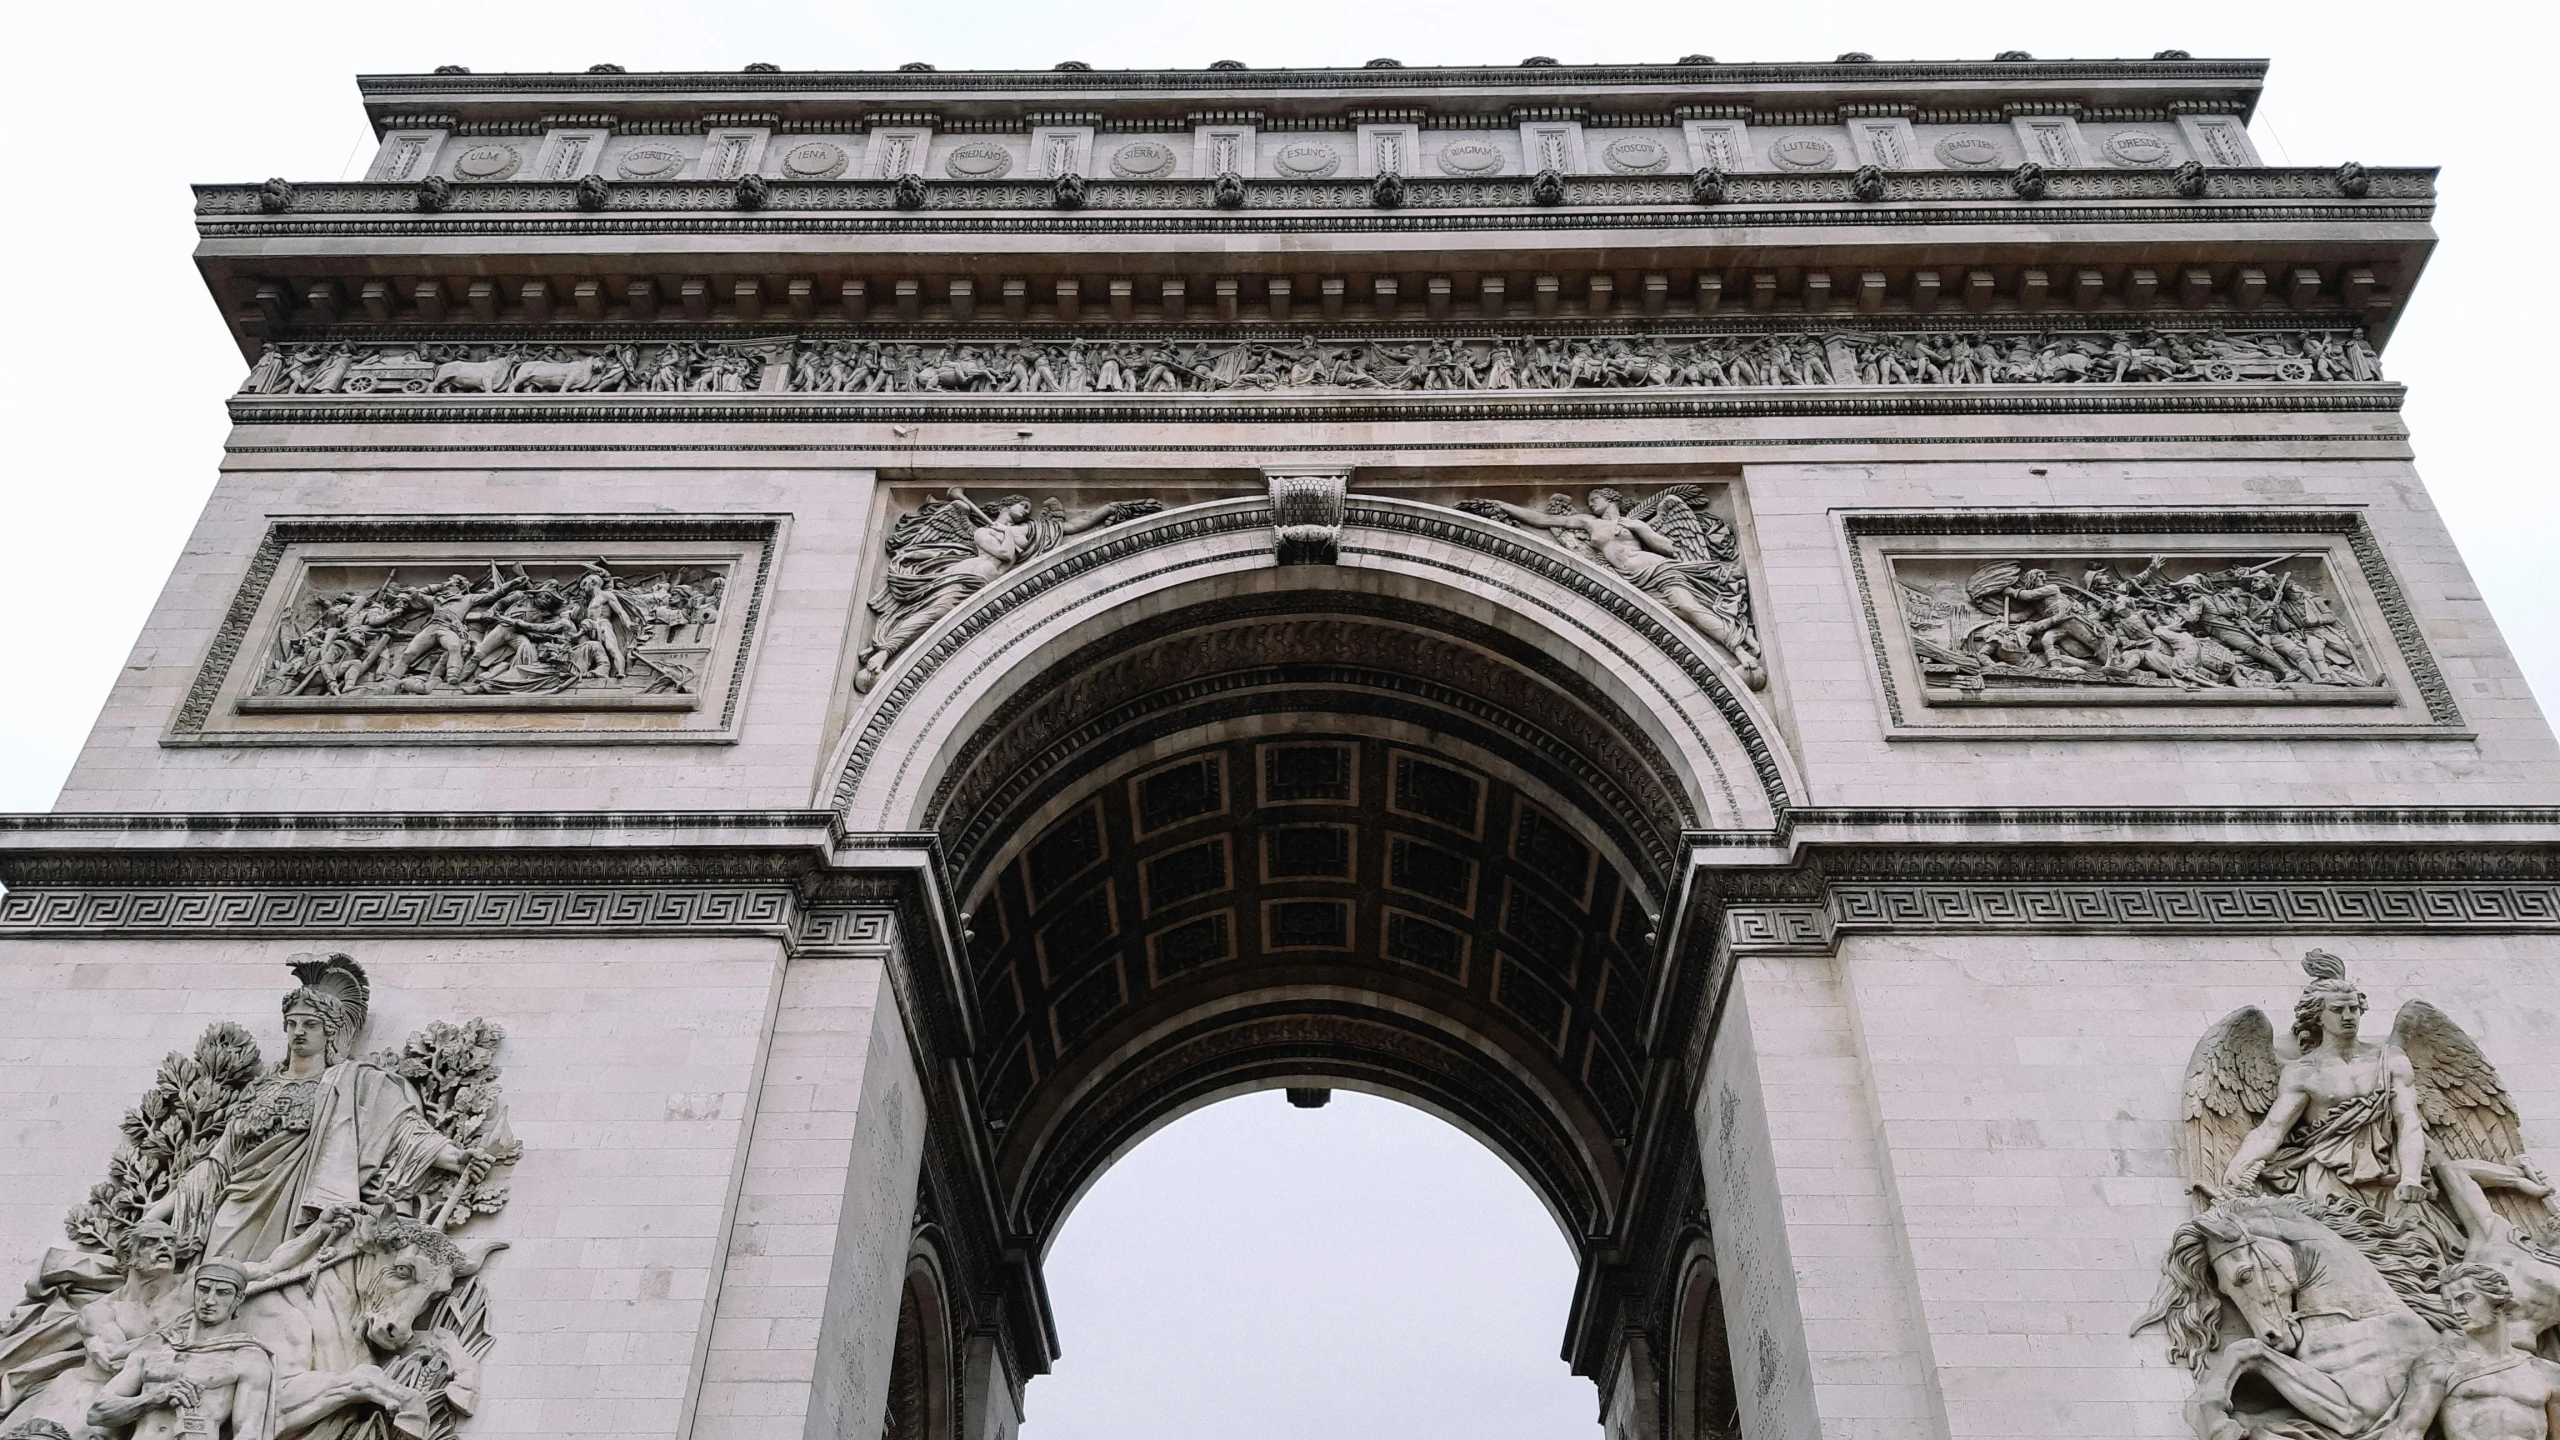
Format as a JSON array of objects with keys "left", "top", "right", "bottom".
[{"left": 5, "top": 54, "right": 2554, "bottom": 1440}]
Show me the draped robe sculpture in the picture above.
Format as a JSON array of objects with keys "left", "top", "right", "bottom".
[
  {"left": 0, "top": 956, "right": 518, "bottom": 1440},
  {"left": 2137, "top": 952, "right": 2560, "bottom": 1440}
]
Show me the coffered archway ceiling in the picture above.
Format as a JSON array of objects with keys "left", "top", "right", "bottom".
[{"left": 931, "top": 591, "right": 1694, "bottom": 1246}]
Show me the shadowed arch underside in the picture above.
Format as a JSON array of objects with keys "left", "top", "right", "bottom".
[{"left": 920, "top": 578, "right": 1718, "bottom": 1250}]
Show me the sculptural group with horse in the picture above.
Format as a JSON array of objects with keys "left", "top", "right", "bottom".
[{"left": 2138, "top": 953, "right": 2560, "bottom": 1440}]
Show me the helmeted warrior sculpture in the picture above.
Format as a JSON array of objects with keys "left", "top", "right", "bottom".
[{"left": 0, "top": 956, "right": 520, "bottom": 1440}]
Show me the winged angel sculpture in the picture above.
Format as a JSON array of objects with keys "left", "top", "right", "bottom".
[
  {"left": 2136, "top": 951, "right": 2560, "bottom": 1440},
  {"left": 851, "top": 489, "right": 1165, "bottom": 694},
  {"left": 0, "top": 955, "right": 518, "bottom": 1440},
  {"left": 1457, "top": 486, "right": 1765, "bottom": 689}
]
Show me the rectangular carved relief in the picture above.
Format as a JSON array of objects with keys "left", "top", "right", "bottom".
[
  {"left": 172, "top": 515, "right": 778, "bottom": 744},
  {"left": 1843, "top": 510, "right": 2460, "bottom": 738}
]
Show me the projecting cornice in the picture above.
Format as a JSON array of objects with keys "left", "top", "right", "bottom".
[{"left": 353, "top": 57, "right": 2270, "bottom": 135}]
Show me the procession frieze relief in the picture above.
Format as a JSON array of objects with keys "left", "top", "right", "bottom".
[
  {"left": 175, "top": 519, "right": 777, "bottom": 745},
  {"left": 0, "top": 955, "right": 518, "bottom": 1440},
  {"left": 233, "top": 328, "right": 2385, "bottom": 403},
  {"left": 2138, "top": 952, "right": 2560, "bottom": 1440},
  {"left": 1844, "top": 513, "right": 2458, "bottom": 736}
]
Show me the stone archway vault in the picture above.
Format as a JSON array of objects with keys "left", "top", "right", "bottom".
[{"left": 815, "top": 491, "right": 1794, "bottom": 1432}]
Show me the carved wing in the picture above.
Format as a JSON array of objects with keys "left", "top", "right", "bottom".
[
  {"left": 2392, "top": 1000, "right": 2524, "bottom": 1164},
  {"left": 1626, "top": 485, "right": 1716, "bottom": 564},
  {"left": 2180, "top": 1006, "right": 2279, "bottom": 1200},
  {"left": 881, "top": 496, "right": 984, "bottom": 566}
]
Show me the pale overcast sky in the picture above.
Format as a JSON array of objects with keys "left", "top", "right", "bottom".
[{"left": 1, "top": 1, "right": 2549, "bottom": 1436}]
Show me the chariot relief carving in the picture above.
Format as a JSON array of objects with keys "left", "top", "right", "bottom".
[
  {"left": 238, "top": 329, "right": 2385, "bottom": 401},
  {"left": 2138, "top": 953, "right": 2560, "bottom": 1440},
  {"left": 0, "top": 955, "right": 517, "bottom": 1440}
]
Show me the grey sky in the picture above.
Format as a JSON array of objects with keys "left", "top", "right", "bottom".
[{"left": 2, "top": 0, "right": 2549, "bottom": 1434}]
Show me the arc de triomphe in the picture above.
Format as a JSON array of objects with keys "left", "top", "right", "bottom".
[{"left": 6, "top": 54, "right": 2559, "bottom": 1440}]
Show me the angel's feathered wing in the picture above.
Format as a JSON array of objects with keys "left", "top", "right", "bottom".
[
  {"left": 2181, "top": 1006, "right": 2279, "bottom": 1200},
  {"left": 2393, "top": 1000, "right": 2524, "bottom": 1162},
  {"left": 1626, "top": 485, "right": 1718, "bottom": 564},
  {"left": 2392, "top": 1000, "right": 2545, "bottom": 1234},
  {"left": 882, "top": 497, "right": 986, "bottom": 567}
]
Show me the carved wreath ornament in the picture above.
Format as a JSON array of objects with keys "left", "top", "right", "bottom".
[
  {"left": 2137, "top": 952, "right": 2560, "bottom": 1440},
  {"left": 0, "top": 956, "right": 519, "bottom": 1440}
]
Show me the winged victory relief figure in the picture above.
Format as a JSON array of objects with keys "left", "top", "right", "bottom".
[
  {"left": 2134, "top": 951, "right": 2560, "bottom": 1440},
  {"left": 852, "top": 489, "right": 1165, "bottom": 694},
  {"left": 1458, "top": 485, "right": 1766, "bottom": 689}
]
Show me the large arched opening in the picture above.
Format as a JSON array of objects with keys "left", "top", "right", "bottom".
[
  {"left": 1019, "top": 1090, "right": 1597, "bottom": 1438},
  {"left": 835, "top": 492, "right": 1783, "bottom": 1437}
]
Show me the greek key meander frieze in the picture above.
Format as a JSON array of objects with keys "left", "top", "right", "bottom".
[
  {"left": 0, "top": 956, "right": 520, "bottom": 1440},
  {"left": 175, "top": 518, "right": 778, "bottom": 744},
  {"left": 2139, "top": 954, "right": 2560, "bottom": 1440},
  {"left": 1825, "top": 885, "right": 2560, "bottom": 929},
  {"left": 0, "top": 886, "right": 801, "bottom": 933},
  {"left": 238, "top": 327, "right": 2382, "bottom": 400},
  {"left": 6, "top": 878, "right": 2553, "bottom": 937}
]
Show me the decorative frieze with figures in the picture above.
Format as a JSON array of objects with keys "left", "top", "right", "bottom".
[{"left": 172, "top": 517, "right": 777, "bottom": 745}]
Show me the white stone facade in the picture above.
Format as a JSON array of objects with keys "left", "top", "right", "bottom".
[{"left": 5, "top": 54, "right": 2552, "bottom": 1440}]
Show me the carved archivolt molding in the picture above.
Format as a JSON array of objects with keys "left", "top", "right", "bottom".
[
  {"left": 1010, "top": 1006, "right": 1607, "bottom": 1240},
  {"left": 0, "top": 955, "right": 519, "bottom": 1440},
  {"left": 924, "top": 599, "right": 1699, "bottom": 881}
]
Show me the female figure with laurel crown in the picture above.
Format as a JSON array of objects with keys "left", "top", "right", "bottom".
[{"left": 148, "top": 956, "right": 480, "bottom": 1264}]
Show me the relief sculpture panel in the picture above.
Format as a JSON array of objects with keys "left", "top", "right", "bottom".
[
  {"left": 0, "top": 955, "right": 517, "bottom": 1440},
  {"left": 247, "top": 560, "right": 727, "bottom": 709},
  {"left": 235, "top": 328, "right": 2386, "bottom": 403},
  {"left": 1891, "top": 553, "right": 2382, "bottom": 702},
  {"left": 175, "top": 518, "right": 777, "bottom": 745},
  {"left": 1845, "top": 511, "right": 2458, "bottom": 737}
]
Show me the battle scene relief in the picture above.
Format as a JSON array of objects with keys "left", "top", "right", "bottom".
[
  {"left": 0, "top": 955, "right": 517, "bottom": 1440},
  {"left": 246, "top": 559, "right": 730, "bottom": 711},
  {"left": 1892, "top": 552, "right": 2384, "bottom": 703}
]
